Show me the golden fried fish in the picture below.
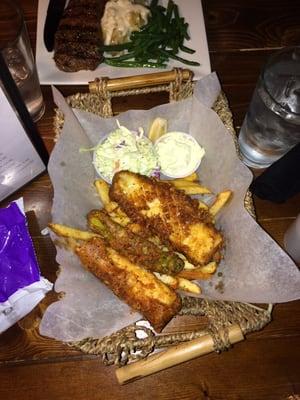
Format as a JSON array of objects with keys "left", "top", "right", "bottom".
[
  {"left": 110, "top": 171, "right": 223, "bottom": 266},
  {"left": 75, "top": 236, "right": 182, "bottom": 331}
]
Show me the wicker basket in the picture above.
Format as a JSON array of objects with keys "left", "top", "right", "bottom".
[{"left": 54, "top": 68, "right": 271, "bottom": 382}]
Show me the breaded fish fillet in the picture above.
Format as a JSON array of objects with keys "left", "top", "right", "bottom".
[
  {"left": 87, "top": 209, "right": 184, "bottom": 275},
  {"left": 75, "top": 237, "right": 181, "bottom": 331},
  {"left": 110, "top": 171, "right": 223, "bottom": 266}
]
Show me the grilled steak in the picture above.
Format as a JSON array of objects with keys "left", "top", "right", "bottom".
[{"left": 54, "top": 0, "right": 107, "bottom": 72}]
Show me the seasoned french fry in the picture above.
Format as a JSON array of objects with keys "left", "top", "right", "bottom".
[
  {"left": 166, "top": 178, "right": 199, "bottom": 185},
  {"left": 209, "top": 190, "right": 232, "bottom": 216},
  {"left": 53, "top": 236, "right": 79, "bottom": 252},
  {"left": 104, "top": 201, "right": 119, "bottom": 213},
  {"left": 94, "top": 179, "right": 130, "bottom": 225},
  {"left": 198, "top": 200, "right": 209, "bottom": 211},
  {"left": 155, "top": 273, "right": 201, "bottom": 294},
  {"left": 177, "top": 277, "right": 201, "bottom": 294},
  {"left": 49, "top": 223, "right": 99, "bottom": 241},
  {"left": 178, "top": 268, "right": 213, "bottom": 281},
  {"left": 165, "top": 173, "right": 199, "bottom": 183},
  {"left": 154, "top": 273, "right": 178, "bottom": 289},
  {"left": 179, "top": 260, "right": 217, "bottom": 280},
  {"left": 182, "top": 259, "right": 196, "bottom": 270},
  {"left": 181, "top": 172, "right": 198, "bottom": 182},
  {"left": 95, "top": 179, "right": 127, "bottom": 222},
  {"left": 182, "top": 258, "right": 217, "bottom": 272},
  {"left": 179, "top": 186, "right": 211, "bottom": 195},
  {"left": 198, "top": 261, "right": 217, "bottom": 274},
  {"left": 94, "top": 179, "right": 110, "bottom": 206},
  {"left": 168, "top": 180, "right": 211, "bottom": 195},
  {"left": 148, "top": 117, "right": 168, "bottom": 142}
]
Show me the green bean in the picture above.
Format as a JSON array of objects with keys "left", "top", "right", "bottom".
[
  {"left": 159, "top": 49, "right": 200, "bottom": 66},
  {"left": 103, "top": 0, "right": 199, "bottom": 68},
  {"left": 104, "top": 59, "right": 167, "bottom": 68},
  {"left": 179, "top": 45, "right": 196, "bottom": 54},
  {"left": 173, "top": 4, "right": 179, "bottom": 22},
  {"left": 166, "top": 0, "right": 174, "bottom": 22}
]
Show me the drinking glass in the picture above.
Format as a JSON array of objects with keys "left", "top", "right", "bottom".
[
  {"left": 0, "top": 0, "right": 45, "bottom": 122},
  {"left": 238, "top": 46, "right": 300, "bottom": 169}
]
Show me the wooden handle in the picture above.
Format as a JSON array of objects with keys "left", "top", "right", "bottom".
[
  {"left": 89, "top": 69, "right": 193, "bottom": 93},
  {"left": 115, "top": 324, "right": 244, "bottom": 385}
]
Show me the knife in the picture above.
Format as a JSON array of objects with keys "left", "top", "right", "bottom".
[{"left": 43, "top": 0, "right": 67, "bottom": 52}]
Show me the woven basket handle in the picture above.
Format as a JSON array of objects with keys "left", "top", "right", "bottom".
[
  {"left": 87, "top": 68, "right": 194, "bottom": 117},
  {"left": 89, "top": 68, "right": 193, "bottom": 93},
  {"left": 116, "top": 324, "right": 244, "bottom": 384}
]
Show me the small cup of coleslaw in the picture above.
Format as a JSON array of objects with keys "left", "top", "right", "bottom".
[
  {"left": 93, "top": 121, "right": 159, "bottom": 183},
  {"left": 154, "top": 131, "right": 205, "bottom": 179}
]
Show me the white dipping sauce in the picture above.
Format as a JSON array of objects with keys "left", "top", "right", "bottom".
[{"left": 154, "top": 132, "right": 205, "bottom": 178}]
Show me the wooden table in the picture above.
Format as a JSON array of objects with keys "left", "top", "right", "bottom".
[{"left": 1, "top": 1, "right": 300, "bottom": 399}]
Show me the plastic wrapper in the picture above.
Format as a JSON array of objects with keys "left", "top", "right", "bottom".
[
  {"left": 39, "top": 73, "right": 300, "bottom": 342},
  {"left": 0, "top": 199, "right": 52, "bottom": 333}
]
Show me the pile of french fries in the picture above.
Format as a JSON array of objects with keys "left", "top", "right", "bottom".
[{"left": 92, "top": 172, "right": 232, "bottom": 294}]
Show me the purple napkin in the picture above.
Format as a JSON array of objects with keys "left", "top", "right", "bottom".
[
  {"left": 0, "top": 202, "right": 40, "bottom": 302},
  {"left": 0, "top": 201, "right": 52, "bottom": 333}
]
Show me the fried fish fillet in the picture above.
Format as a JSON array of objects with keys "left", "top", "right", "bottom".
[
  {"left": 75, "top": 237, "right": 181, "bottom": 331},
  {"left": 87, "top": 209, "right": 184, "bottom": 275},
  {"left": 110, "top": 171, "right": 223, "bottom": 266}
]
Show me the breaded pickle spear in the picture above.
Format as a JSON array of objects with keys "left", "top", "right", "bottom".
[{"left": 87, "top": 209, "right": 184, "bottom": 275}]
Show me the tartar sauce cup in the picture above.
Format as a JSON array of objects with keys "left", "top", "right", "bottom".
[{"left": 154, "top": 131, "right": 205, "bottom": 179}]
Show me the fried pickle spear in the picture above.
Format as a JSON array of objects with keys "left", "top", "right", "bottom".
[
  {"left": 110, "top": 171, "right": 223, "bottom": 266},
  {"left": 87, "top": 210, "right": 184, "bottom": 275},
  {"left": 75, "top": 237, "right": 182, "bottom": 331}
]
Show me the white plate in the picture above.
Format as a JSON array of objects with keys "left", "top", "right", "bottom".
[{"left": 36, "top": 0, "right": 211, "bottom": 84}]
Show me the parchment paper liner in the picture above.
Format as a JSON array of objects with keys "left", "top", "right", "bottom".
[{"left": 39, "top": 72, "right": 300, "bottom": 344}]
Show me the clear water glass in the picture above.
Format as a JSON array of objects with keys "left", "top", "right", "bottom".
[
  {"left": 0, "top": 0, "right": 45, "bottom": 122},
  {"left": 238, "top": 47, "right": 300, "bottom": 169}
]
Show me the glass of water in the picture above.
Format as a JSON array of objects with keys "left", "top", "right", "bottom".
[
  {"left": 238, "top": 46, "right": 300, "bottom": 169},
  {"left": 0, "top": 0, "right": 45, "bottom": 122}
]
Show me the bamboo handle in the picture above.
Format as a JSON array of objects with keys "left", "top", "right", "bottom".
[
  {"left": 89, "top": 69, "right": 193, "bottom": 93},
  {"left": 116, "top": 324, "right": 244, "bottom": 385}
]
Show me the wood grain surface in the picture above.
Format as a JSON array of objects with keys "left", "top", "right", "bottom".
[{"left": 0, "top": 1, "right": 300, "bottom": 399}]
